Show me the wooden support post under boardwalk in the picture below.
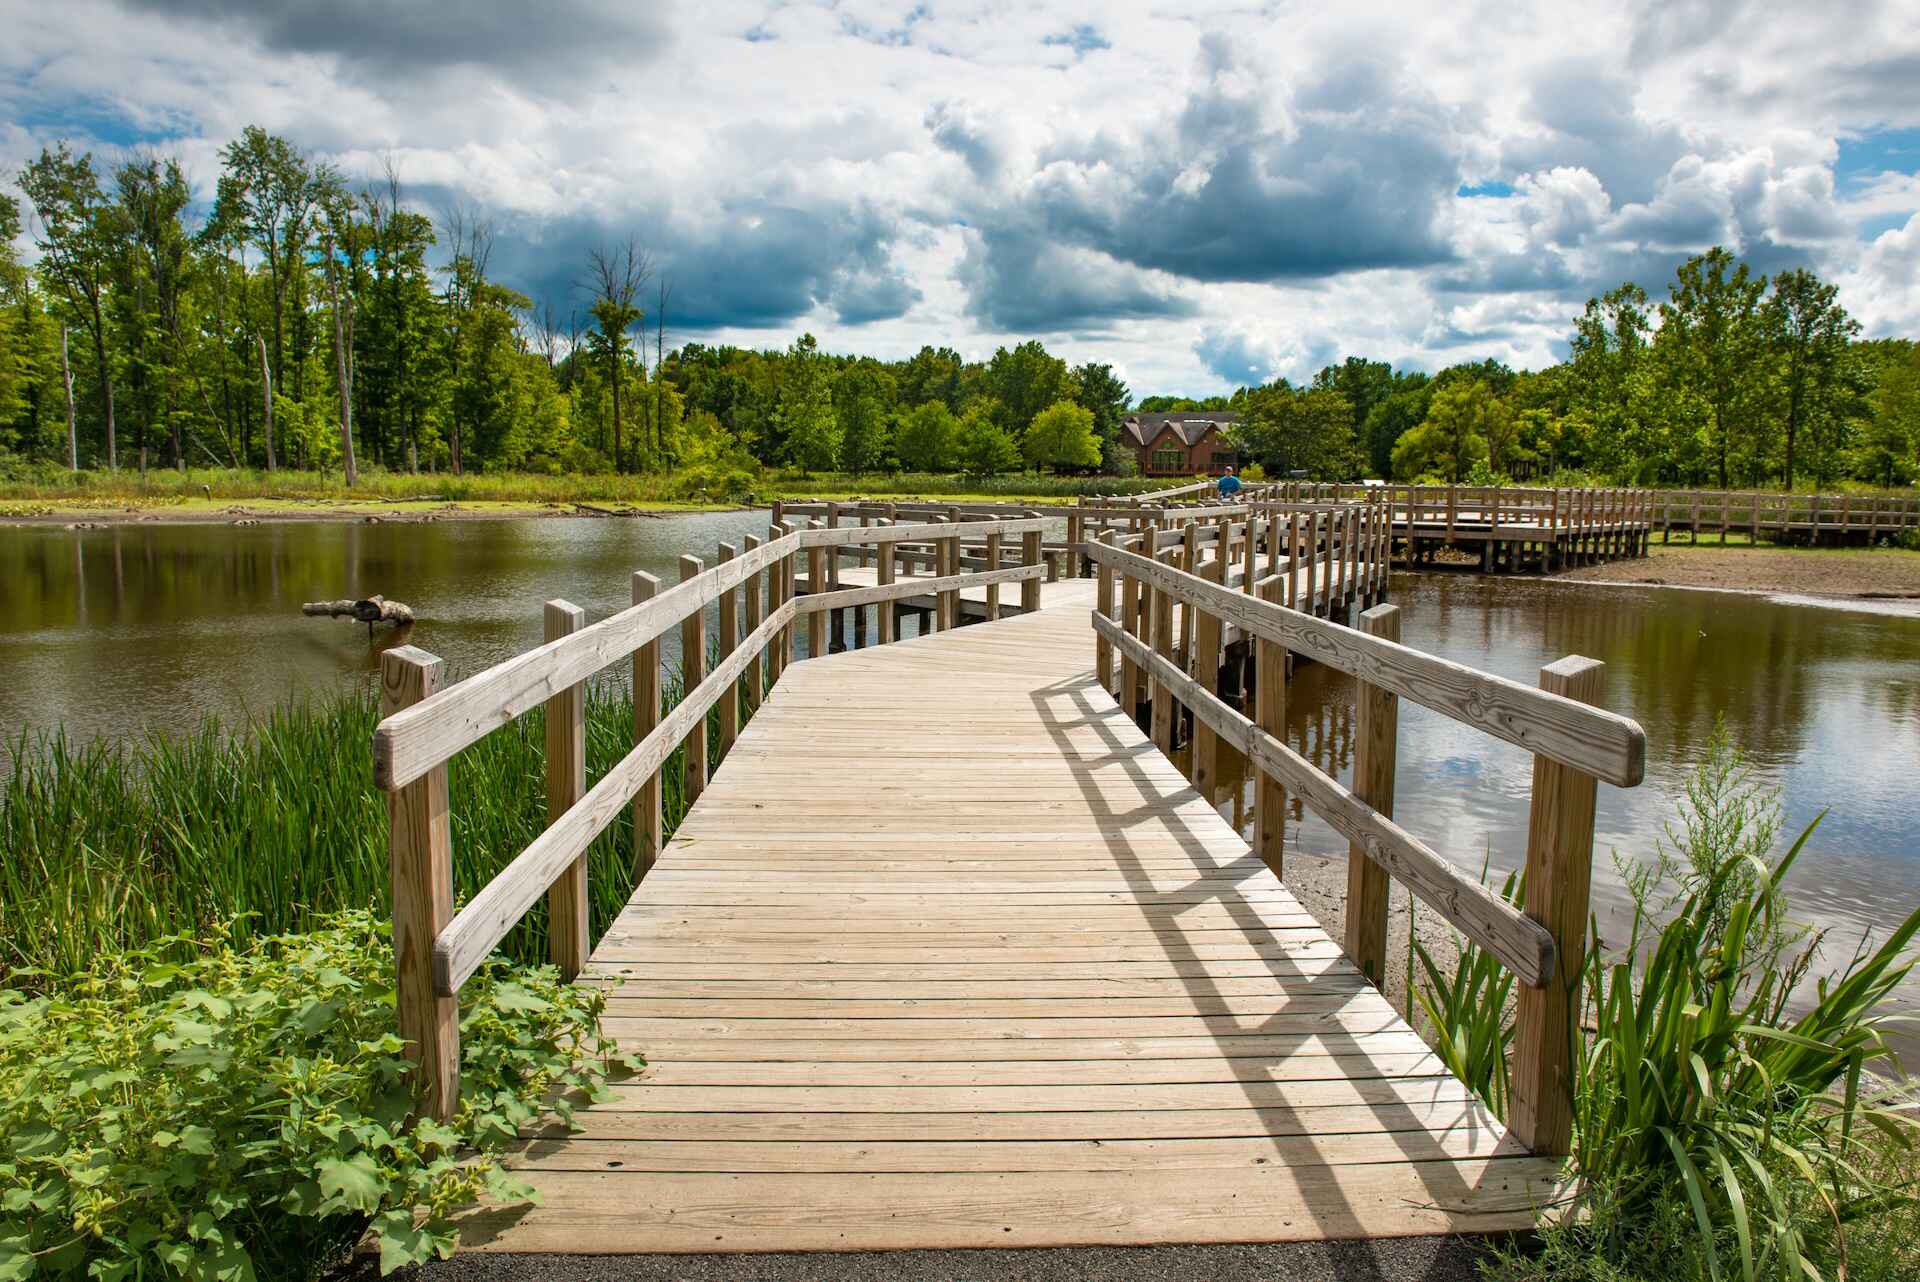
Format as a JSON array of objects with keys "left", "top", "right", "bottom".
[
  {"left": 1509, "top": 654, "right": 1606, "bottom": 1158},
  {"left": 716, "top": 543, "right": 740, "bottom": 760},
  {"left": 1253, "top": 576, "right": 1288, "bottom": 877},
  {"left": 680, "top": 554, "right": 708, "bottom": 805},
  {"left": 381, "top": 645, "right": 458, "bottom": 1122},
  {"left": 542, "top": 599, "right": 589, "bottom": 979},
  {"left": 631, "top": 572, "right": 663, "bottom": 882},
  {"left": 1345, "top": 603, "right": 1399, "bottom": 989}
]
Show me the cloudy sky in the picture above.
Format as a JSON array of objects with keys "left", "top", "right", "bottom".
[{"left": 5, "top": 0, "right": 1920, "bottom": 395}]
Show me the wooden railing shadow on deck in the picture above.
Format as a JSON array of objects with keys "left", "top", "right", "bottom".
[
  {"left": 370, "top": 515, "right": 1050, "bottom": 1120},
  {"left": 1084, "top": 530, "right": 1649, "bottom": 1158},
  {"left": 1023, "top": 669, "right": 1523, "bottom": 1259}
]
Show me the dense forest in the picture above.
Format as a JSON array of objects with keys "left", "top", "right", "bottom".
[{"left": 3, "top": 127, "right": 1918, "bottom": 495}]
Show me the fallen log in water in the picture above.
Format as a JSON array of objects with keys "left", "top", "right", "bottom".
[{"left": 301, "top": 594, "right": 416, "bottom": 626}]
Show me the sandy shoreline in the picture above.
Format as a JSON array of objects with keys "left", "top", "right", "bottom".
[{"left": 1553, "top": 542, "right": 1920, "bottom": 602}]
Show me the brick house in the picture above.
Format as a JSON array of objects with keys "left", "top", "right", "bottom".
[{"left": 1121, "top": 412, "right": 1242, "bottom": 477}]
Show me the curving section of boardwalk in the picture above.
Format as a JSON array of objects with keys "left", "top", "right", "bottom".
[{"left": 454, "top": 586, "right": 1562, "bottom": 1253}]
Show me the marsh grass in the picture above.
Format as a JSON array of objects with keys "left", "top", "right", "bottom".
[
  {"left": 1416, "top": 728, "right": 1920, "bottom": 1281},
  {"left": 0, "top": 462, "right": 1190, "bottom": 512},
  {"left": 2, "top": 664, "right": 719, "bottom": 982}
]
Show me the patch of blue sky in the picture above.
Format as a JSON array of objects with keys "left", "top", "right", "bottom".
[
  {"left": 1836, "top": 127, "right": 1920, "bottom": 184},
  {"left": 16, "top": 103, "right": 187, "bottom": 152},
  {"left": 1456, "top": 180, "right": 1516, "bottom": 198}
]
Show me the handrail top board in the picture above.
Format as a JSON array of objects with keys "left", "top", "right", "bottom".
[
  {"left": 1086, "top": 539, "right": 1646, "bottom": 788},
  {"left": 373, "top": 517, "right": 1050, "bottom": 790}
]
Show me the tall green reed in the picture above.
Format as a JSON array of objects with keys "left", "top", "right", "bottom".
[
  {"left": 1417, "top": 727, "right": 1920, "bottom": 1281},
  {"left": 3, "top": 657, "right": 733, "bottom": 983}
]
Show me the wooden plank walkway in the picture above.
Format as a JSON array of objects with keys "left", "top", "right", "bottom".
[{"left": 453, "top": 586, "right": 1562, "bottom": 1254}]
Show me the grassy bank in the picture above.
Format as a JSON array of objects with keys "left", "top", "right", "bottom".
[
  {"left": 2, "top": 673, "right": 712, "bottom": 977},
  {"left": 0, "top": 464, "right": 1197, "bottom": 520}
]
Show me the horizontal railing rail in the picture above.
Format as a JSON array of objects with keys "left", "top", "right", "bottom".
[
  {"left": 374, "top": 514, "right": 1051, "bottom": 1120},
  {"left": 1085, "top": 528, "right": 1648, "bottom": 1158}
]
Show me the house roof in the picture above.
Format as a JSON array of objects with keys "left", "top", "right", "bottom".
[{"left": 1121, "top": 412, "right": 1240, "bottom": 449}]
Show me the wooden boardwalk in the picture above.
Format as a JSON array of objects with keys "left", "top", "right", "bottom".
[{"left": 452, "top": 585, "right": 1562, "bottom": 1254}]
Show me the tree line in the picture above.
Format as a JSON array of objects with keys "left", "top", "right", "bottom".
[
  {"left": 1, "top": 125, "right": 1915, "bottom": 493},
  {"left": 1222, "top": 248, "right": 1918, "bottom": 491}
]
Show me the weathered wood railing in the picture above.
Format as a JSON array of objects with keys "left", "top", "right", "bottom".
[
  {"left": 1085, "top": 531, "right": 1647, "bottom": 1157},
  {"left": 1648, "top": 488, "right": 1920, "bottom": 541},
  {"left": 371, "top": 515, "right": 1050, "bottom": 1120}
]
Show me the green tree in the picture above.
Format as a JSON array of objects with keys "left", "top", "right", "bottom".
[
  {"left": 1023, "top": 399, "right": 1101, "bottom": 473},
  {"left": 111, "top": 156, "right": 193, "bottom": 472},
  {"left": 209, "top": 127, "right": 330, "bottom": 462},
  {"left": 582, "top": 239, "right": 649, "bottom": 473},
  {"left": 1764, "top": 268, "right": 1862, "bottom": 491},
  {"left": 776, "top": 333, "right": 840, "bottom": 474},
  {"left": 1391, "top": 379, "right": 1497, "bottom": 481},
  {"left": 954, "top": 400, "right": 1019, "bottom": 474},
  {"left": 895, "top": 400, "right": 957, "bottom": 471},
  {"left": 19, "top": 143, "right": 120, "bottom": 467},
  {"left": 1568, "top": 283, "right": 1654, "bottom": 478},
  {"left": 1657, "top": 248, "right": 1768, "bottom": 489},
  {"left": 834, "top": 361, "right": 895, "bottom": 473},
  {"left": 898, "top": 345, "right": 966, "bottom": 410},
  {"left": 1861, "top": 340, "right": 1919, "bottom": 487},
  {"left": 1361, "top": 377, "right": 1431, "bottom": 477},
  {"left": 1232, "top": 384, "right": 1362, "bottom": 479},
  {"left": 1071, "top": 361, "right": 1131, "bottom": 472},
  {"left": 985, "top": 340, "right": 1073, "bottom": 436}
]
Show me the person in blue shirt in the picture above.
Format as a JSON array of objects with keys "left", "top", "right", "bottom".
[{"left": 1216, "top": 467, "right": 1243, "bottom": 499}]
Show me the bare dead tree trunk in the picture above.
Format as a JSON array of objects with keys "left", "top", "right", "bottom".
[
  {"left": 259, "top": 334, "right": 276, "bottom": 471},
  {"left": 326, "top": 244, "right": 358, "bottom": 487},
  {"left": 61, "top": 324, "right": 77, "bottom": 471}
]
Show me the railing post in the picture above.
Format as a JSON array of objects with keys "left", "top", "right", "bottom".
[
  {"left": 742, "top": 535, "right": 765, "bottom": 711},
  {"left": 1094, "top": 531, "right": 1116, "bottom": 695},
  {"left": 716, "top": 542, "right": 740, "bottom": 761},
  {"left": 1192, "top": 519, "right": 1227, "bottom": 799},
  {"left": 984, "top": 521, "right": 1003, "bottom": 621},
  {"left": 806, "top": 521, "right": 827, "bottom": 655},
  {"left": 1254, "top": 577, "right": 1288, "bottom": 876},
  {"left": 541, "top": 599, "right": 590, "bottom": 980},
  {"left": 1344, "top": 603, "right": 1399, "bottom": 988},
  {"left": 876, "top": 521, "right": 897, "bottom": 644},
  {"left": 825, "top": 501, "right": 842, "bottom": 588},
  {"left": 1066, "top": 507, "right": 1083, "bottom": 579},
  {"left": 779, "top": 522, "right": 797, "bottom": 669},
  {"left": 632, "top": 572, "right": 663, "bottom": 883},
  {"left": 1021, "top": 527, "right": 1043, "bottom": 613},
  {"left": 679, "top": 554, "right": 709, "bottom": 806},
  {"left": 382, "top": 646, "right": 459, "bottom": 1122},
  {"left": 1120, "top": 545, "right": 1142, "bottom": 717},
  {"left": 1510, "top": 654, "right": 1606, "bottom": 1158},
  {"left": 1149, "top": 549, "right": 1176, "bottom": 753}
]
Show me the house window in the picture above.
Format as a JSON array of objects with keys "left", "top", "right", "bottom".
[
  {"left": 1151, "top": 448, "right": 1184, "bottom": 472},
  {"left": 1209, "top": 450, "right": 1235, "bottom": 469}
]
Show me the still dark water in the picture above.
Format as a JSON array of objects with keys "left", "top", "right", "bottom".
[{"left": 5, "top": 517, "right": 1918, "bottom": 1044}]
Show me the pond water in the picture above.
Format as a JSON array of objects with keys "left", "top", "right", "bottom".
[
  {"left": 4, "top": 516, "right": 1917, "bottom": 1052},
  {"left": 1264, "top": 573, "right": 1920, "bottom": 1057}
]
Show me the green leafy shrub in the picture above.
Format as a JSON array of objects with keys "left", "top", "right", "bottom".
[{"left": 0, "top": 912, "right": 631, "bottom": 1280}]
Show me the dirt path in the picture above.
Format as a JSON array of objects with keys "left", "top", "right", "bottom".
[{"left": 1555, "top": 543, "right": 1920, "bottom": 600}]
